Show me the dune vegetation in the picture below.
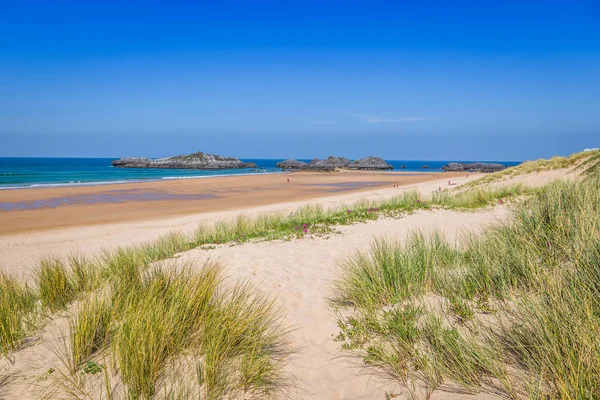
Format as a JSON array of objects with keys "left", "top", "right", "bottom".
[
  {"left": 7, "top": 254, "right": 293, "bottom": 398},
  {"left": 332, "top": 174, "right": 600, "bottom": 398},
  {"left": 462, "top": 148, "right": 600, "bottom": 189},
  {"left": 47, "top": 262, "right": 292, "bottom": 399},
  {"left": 0, "top": 183, "right": 528, "bottom": 365}
]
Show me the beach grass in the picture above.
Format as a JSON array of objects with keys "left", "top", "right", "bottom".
[
  {"left": 332, "top": 176, "right": 600, "bottom": 398},
  {"left": 53, "top": 262, "right": 292, "bottom": 399},
  {"left": 186, "top": 183, "right": 528, "bottom": 249},
  {"left": 68, "top": 295, "right": 113, "bottom": 371},
  {"left": 37, "top": 258, "right": 77, "bottom": 313},
  {"left": 462, "top": 148, "right": 600, "bottom": 189},
  {"left": 0, "top": 273, "right": 37, "bottom": 359}
]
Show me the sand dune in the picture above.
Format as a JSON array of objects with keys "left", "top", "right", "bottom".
[{"left": 0, "top": 207, "right": 508, "bottom": 399}]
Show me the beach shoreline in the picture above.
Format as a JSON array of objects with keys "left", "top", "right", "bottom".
[
  {"left": 0, "top": 172, "right": 474, "bottom": 277},
  {"left": 0, "top": 170, "right": 466, "bottom": 235}
]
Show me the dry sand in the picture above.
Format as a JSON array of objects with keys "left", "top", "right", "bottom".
[{"left": 3, "top": 170, "right": 557, "bottom": 399}]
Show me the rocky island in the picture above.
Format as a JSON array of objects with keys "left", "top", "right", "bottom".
[
  {"left": 347, "top": 156, "right": 393, "bottom": 170},
  {"left": 112, "top": 152, "right": 257, "bottom": 169},
  {"left": 442, "top": 162, "right": 507, "bottom": 173},
  {"left": 276, "top": 156, "right": 391, "bottom": 171},
  {"left": 276, "top": 156, "right": 351, "bottom": 171}
]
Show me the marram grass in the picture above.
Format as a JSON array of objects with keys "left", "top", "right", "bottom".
[
  {"left": 51, "top": 263, "right": 292, "bottom": 399},
  {"left": 333, "top": 177, "right": 600, "bottom": 398},
  {"left": 463, "top": 148, "right": 600, "bottom": 188},
  {"left": 0, "top": 273, "right": 37, "bottom": 359},
  {"left": 37, "top": 258, "right": 76, "bottom": 313}
]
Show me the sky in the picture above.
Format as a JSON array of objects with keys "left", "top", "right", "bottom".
[{"left": 0, "top": 0, "right": 599, "bottom": 161}]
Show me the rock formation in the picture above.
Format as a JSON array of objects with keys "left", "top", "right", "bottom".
[
  {"left": 112, "top": 152, "right": 257, "bottom": 169},
  {"left": 442, "top": 162, "right": 507, "bottom": 173},
  {"left": 276, "top": 156, "right": 351, "bottom": 171},
  {"left": 275, "top": 159, "right": 308, "bottom": 169},
  {"left": 347, "top": 156, "right": 393, "bottom": 170},
  {"left": 305, "top": 156, "right": 351, "bottom": 171}
]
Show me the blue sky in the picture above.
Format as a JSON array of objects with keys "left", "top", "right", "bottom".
[{"left": 1, "top": 0, "right": 599, "bottom": 160}]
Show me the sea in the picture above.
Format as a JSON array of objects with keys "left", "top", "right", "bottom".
[{"left": 0, "top": 158, "right": 522, "bottom": 190}]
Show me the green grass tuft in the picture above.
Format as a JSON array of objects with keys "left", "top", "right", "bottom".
[
  {"left": 37, "top": 259, "right": 76, "bottom": 313},
  {"left": 463, "top": 148, "right": 600, "bottom": 189},
  {"left": 51, "top": 262, "right": 292, "bottom": 399},
  {"left": 333, "top": 176, "right": 600, "bottom": 398},
  {"left": 69, "top": 295, "right": 113, "bottom": 371},
  {"left": 0, "top": 273, "right": 37, "bottom": 358}
]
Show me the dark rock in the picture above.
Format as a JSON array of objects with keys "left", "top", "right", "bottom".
[
  {"left": 304, "top": 156, "right": 351, "bottom": 171},
  {"left": 321, "top": 156, "right": 351, "bottom": 168},
  {"left": 112, "top": 152, "right": 256, "bottom": 170},
  {"left": 400, "top": 165, "right": 406, "bottom": 169},
  {"left": 277, "top": 156, "right": 351, "bottom": 171},
  {"left": 442, "top": 162, "right": 507, "bottom": 173},
  {"left": 442, "top": 162, "right": 464, "bottom": 172},
  {"left": 347, "top": 156, "right": 393, "bottom": 170},
  {"left": 275, "top": 159, "right": 308, "bottom": 169},
  {"left": 422, "top": 165, "right": 429, "bottom": 169},
  {"left": 278, "top": 155, "right": 391, "bottom": 171}
]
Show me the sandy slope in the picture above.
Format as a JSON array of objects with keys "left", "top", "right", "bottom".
[{"left": 168, "top": 207, "right": 510, "bottom": 400}]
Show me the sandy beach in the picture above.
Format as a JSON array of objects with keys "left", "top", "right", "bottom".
[
  {"left": 0, "top": 171, "right": 466, "bottom": 235},
  {"left": 0, "top": 172, "right": 473, "bottom": 277}
]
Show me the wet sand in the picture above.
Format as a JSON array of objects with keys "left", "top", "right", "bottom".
[{"left": 0, "top": 171, "right": 463, "bottom": 235}]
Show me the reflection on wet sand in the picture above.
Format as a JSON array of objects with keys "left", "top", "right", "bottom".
[{"left": 0, "top": 189, "right": 218, "bottom": 211}]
